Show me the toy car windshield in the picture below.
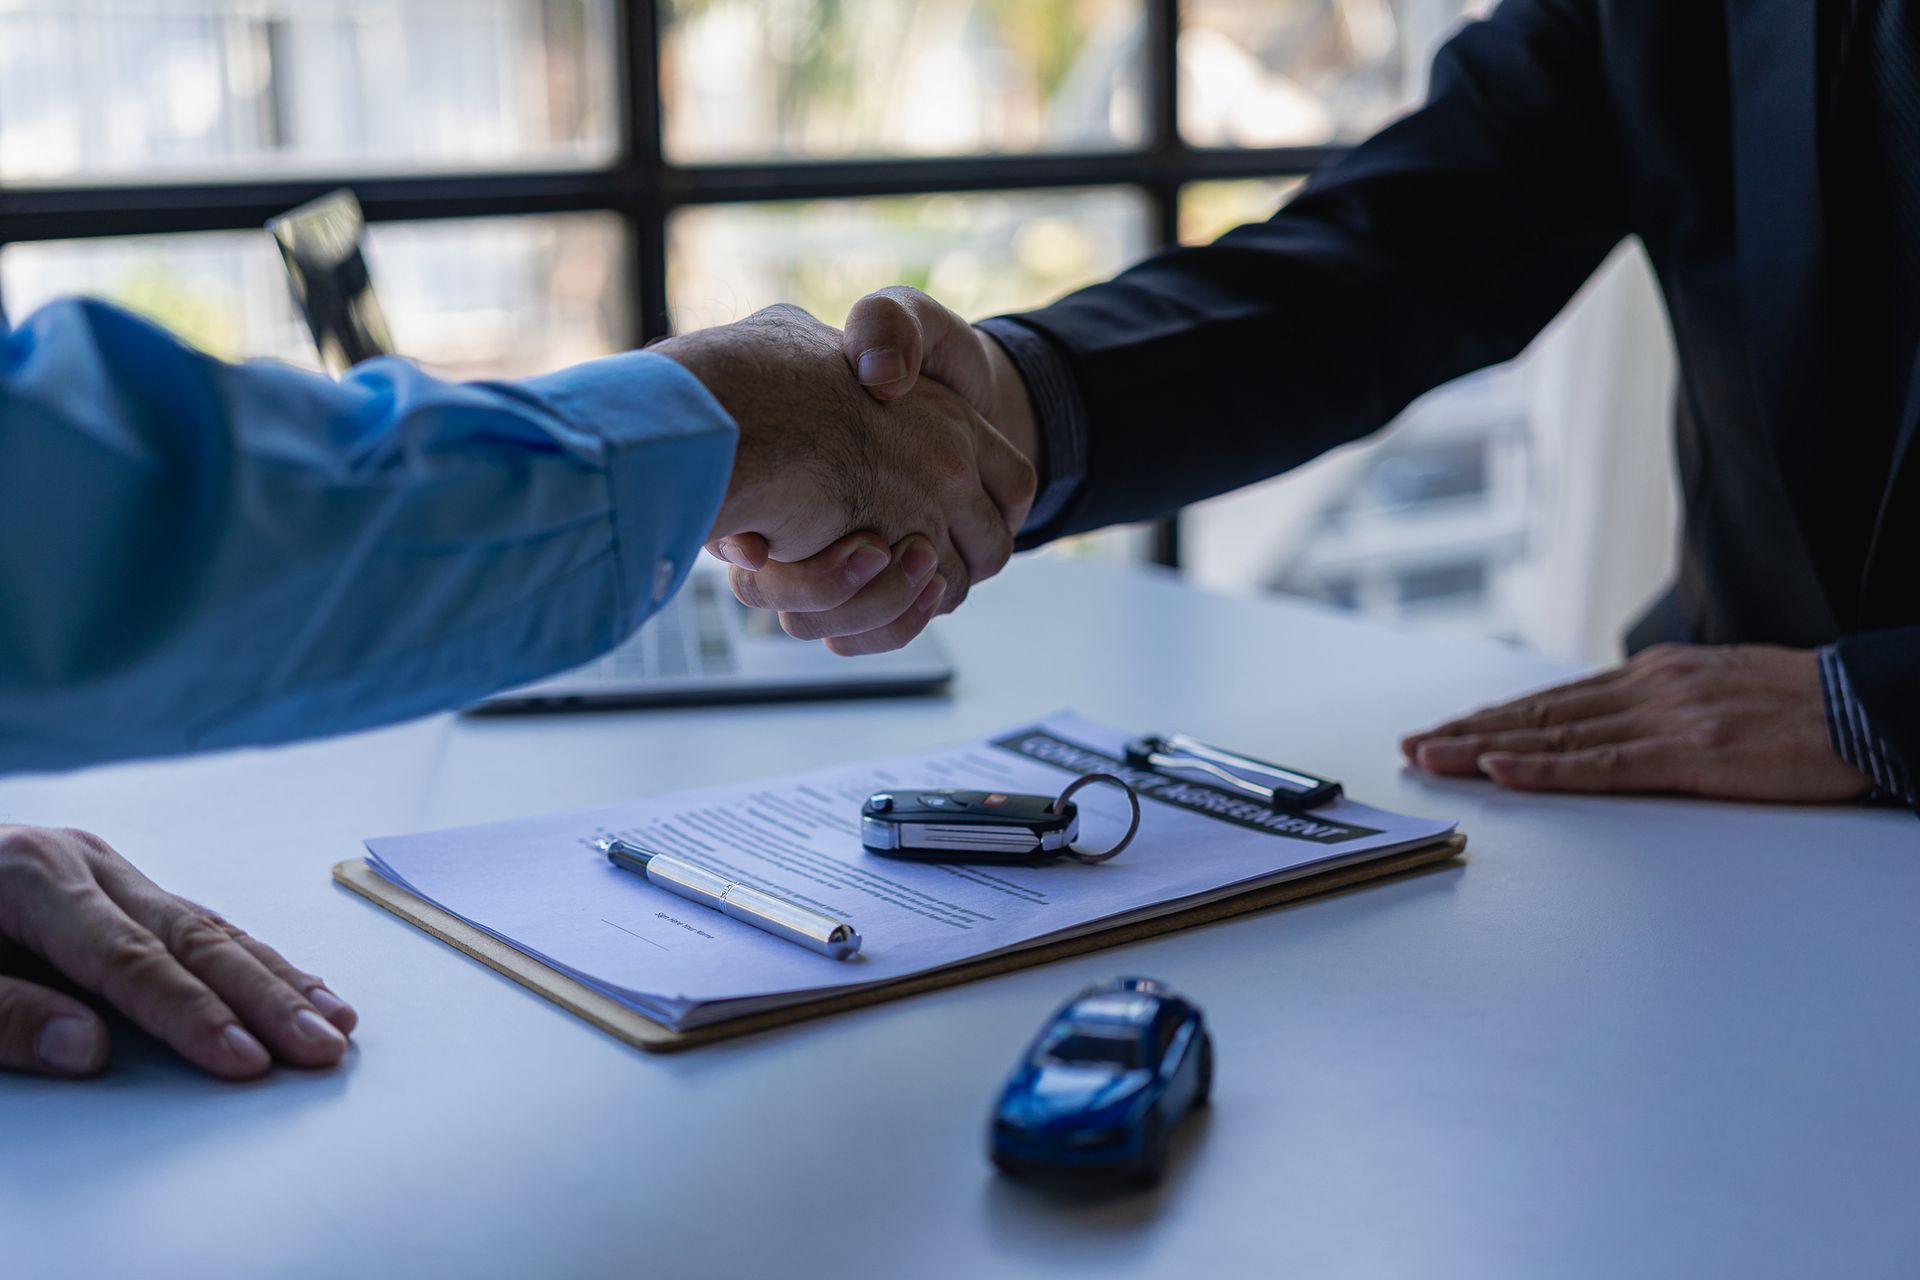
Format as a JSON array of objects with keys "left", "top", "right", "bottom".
[{"left": 1038, "top": 1027, "right": 1144, "bottom": 1070}]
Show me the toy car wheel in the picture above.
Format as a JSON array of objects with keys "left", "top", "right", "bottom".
[
  {"left": 992, "top": 1151, "right": 1030, "bottom": 1179},
  {"left": 1194, "top": 1033, "right": 1214, "bottom": 1108},
  {"left": 1131, "top": 1115, "right": 1169, "bottom": 1187}
]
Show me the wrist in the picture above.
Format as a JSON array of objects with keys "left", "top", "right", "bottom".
[
  {"left": 978, "top": 325, "right": 1041, "bottom": 469},
  {"left": 652, "top": 332, "right": 763, "bottom": 540}
]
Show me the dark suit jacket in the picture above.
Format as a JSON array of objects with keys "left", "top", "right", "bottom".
[{"left": 1011, "top": 0, "right": 1919, "bottom": 779}]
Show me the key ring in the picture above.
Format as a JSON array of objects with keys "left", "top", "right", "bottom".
[{"left": 1051, "top": 773, "right": 1141, "bottom": 864}]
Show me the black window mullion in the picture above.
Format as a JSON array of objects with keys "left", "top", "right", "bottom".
[
  {"left": 0, "top": 149, "right": 1340, "bottom": 247},
  {"left": 1147, "top": 0, "right": 1183, "bottom": 566},
  {"left": 1146, "top": 0, "right": 1183, "bottom": 251},
  {"left": 619, "top": 0, "right": 672, "bottom": 343}
]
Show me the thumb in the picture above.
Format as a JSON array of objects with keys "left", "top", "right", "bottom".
[
  {"left": 842, "top": 286, "right": 996, "bottom": 413},
  {"left": 0, "top": 975, "right": 108, "bottom": 1077},
  {"left": 706, "top": 533, "right": 770, "bottom": 572}
]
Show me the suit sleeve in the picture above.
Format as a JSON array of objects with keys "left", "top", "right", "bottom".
[
  {"left": 1008, "top": 0, "right": 1630, "bottom": 540},
  {"left": 0, "top": 298, "right": 736, "bottom": 774},
  {"left": 1830, "top": 629, "right": 1920, "bottom": 813}
]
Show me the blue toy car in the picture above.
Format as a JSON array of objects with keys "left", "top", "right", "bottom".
[{"left": 989, "top": 977, "right": 1212, "bottom": 1185}]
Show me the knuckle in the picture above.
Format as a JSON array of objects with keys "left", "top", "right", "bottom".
[
  {"left": 1012, "top": 462, "right": 1039, "bottom": 509},
  {"left": 1665, "top": 670, "right": 1709, "bottom": 706},
  {"left": 0, "top": 828, "right": 73, "bottom": 897},
  {"left": 200, "top": 908, "right": 237, "bottom": 934},
  {"left": 940, "top": 577, "right": 971, "bottom": 615},
  {"left": 778, "top": 610, "right": 827, "bottom": 642},
  {"left": 0, "top": 982, "right": 38, "bottom": 1032},
  {"left": 1691, "top": 713, "right": 1733, "bottom": 749},
  {"left": 100, "top": 927, "right": 170, "bottom": 981},
  {"left": 1523, "top": 700, "right": 1554, "bottom": 730},
  {"left": 59, "top": 828, "right": 113, "bottom": 858},
  {"left": 753, "top": 302, "right": 811, "bottom": 328},
  {"left": 932, "top": 445, "right": 975, "bottom": 493},
  {"left": 879, "top": 616, "right": 928, "bottom": 652},
  {"left": 1589, "top": 745, "right": 1624, "bottom": 773},
  {"left": 987, "top": 522, "right": 1016, "bottom": 570},
  {"left": 1640, "top": 643, "right": 1700, "bottom": 677},
  {"left": 164, "top": 912, "right": 233, "bottom": 969},
  {"left": 728, "top": 566, "right": 768, "bottom": 611},
  {"left": 879, "top": 292, "right": 921, "bottom": 331}
]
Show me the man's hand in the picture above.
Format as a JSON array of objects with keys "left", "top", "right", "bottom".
[
  {"left": 654, "top": 303, "right": 1035, "bottom": 654},
  {"left": 841, "top": 286, "right": 1039, "bottom": 464},
  {"left": 693, "top": 289, "right": 1040, "bottom": 654},
  {"left": 1401, "top": 644, "right": 1873, "bottom": 802},
  {"left": 0, "top": 826, "right": 356, "bottom": 1080}
]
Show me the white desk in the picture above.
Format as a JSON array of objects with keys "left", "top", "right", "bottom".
[{"left": 3, "top": 558, "right": 1915, "bottom": 1279}]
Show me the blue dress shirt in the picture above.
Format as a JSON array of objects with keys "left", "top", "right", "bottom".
[{"left": 0, "top": 297, "right": 737, "bottom": 774}]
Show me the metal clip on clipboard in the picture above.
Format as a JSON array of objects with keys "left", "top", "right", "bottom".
[{"left": 1123, "top": 733, "right": 1343, "bottom": 812}]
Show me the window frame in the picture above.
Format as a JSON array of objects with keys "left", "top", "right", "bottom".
[{"left": 0, "top": 0, "right": 1353, "bottom": 566}]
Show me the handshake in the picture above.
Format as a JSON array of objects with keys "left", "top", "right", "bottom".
[{"left": 655, "top": 288, "right": 1039, "bottom": 654}]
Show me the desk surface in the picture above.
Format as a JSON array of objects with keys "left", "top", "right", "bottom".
[{"left": 3, "top": 559, "right": 1916, "bottom": 1279}]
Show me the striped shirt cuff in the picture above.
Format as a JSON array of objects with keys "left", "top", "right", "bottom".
[
  {"left": 976, "top": 316, "right": 1089, "bottom": 537},
  {"left": 1818, "top": 644, "right": 1917, "bottom": 805}
]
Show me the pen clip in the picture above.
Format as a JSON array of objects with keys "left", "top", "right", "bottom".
[{"left": 1124, "top": 733, "right": 1342, "bottom": 811}]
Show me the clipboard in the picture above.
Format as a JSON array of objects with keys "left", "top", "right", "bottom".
[{"left": 331, "top": 832, "right": 1465, "bottom": 1054}]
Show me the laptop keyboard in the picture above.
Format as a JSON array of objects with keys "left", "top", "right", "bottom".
[{"left": 605, "top": 575, "right": 737, "bottom": 681}]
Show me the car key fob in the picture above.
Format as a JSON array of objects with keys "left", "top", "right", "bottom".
[{"left": 860, "top": 789, "right": 1079, "bottom": 864}]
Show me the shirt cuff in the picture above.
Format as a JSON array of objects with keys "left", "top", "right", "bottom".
[
  {"left": 1818, "top": 644, "right": 1917, "bottom": 805},
  {"left": 976, "top": 316, "right": 1089, "bottom": 537},
  {"left": 515, "top": 349, "right": 739, "bottom": 635}
]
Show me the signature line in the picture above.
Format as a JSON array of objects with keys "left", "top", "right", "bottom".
[{"left": 601, "top": 918, "right": 669, "bottom": 951}]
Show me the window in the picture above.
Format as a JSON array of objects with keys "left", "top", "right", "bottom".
[
  {"left": 0, "top": 0, "right": 1676, "bottom": 660},
  {"left": 1, "top": 214, "right": 630, "bottom": 379},
  {"left": 1179, "top": 0, "right": 1490, "bottom": 147},
  {"left": 668, "top": 188, "right": 1151, "bottom": 331},
  {"left": 660, "top": 0, "right": 1145, "bottom": 161},
  {"left": 0, "top": 1, "right": 620, "bottom": 183},
  {"left": 1040, "top": 1027, "right": 1144, "bottom": 1070}
]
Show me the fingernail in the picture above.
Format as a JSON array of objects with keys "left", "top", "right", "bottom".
[
  {"left": 36, "top": 1016, "right": 100, "bottom": 1074},
  {"left": 715, "top": 539, "right": 755, "bottom": 571},
  {"left": 916, "top": 576, "right": 946, "bottom": 615},
  {"left": 222, "top": 1023, "right": 270, "bottom": 1069},
  {"left": 1476, "top": 753, "right": 1508, "bottom": 773},
  {"left": 857, "top": 347, "right": 907, "bottom": 386},
  {"left": 902, "top": 541, "right": 938, "bottom": 581},
  {"left": 306, "top": 985, "right": 353, "bottom": 1023},
  {"left": 293, "top": 1008, "right": 348, "bottom": 1049},
  {"left": 845, "top": 544, "right": 891, "bottom": 586}
]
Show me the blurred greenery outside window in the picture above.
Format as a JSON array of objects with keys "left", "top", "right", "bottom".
[
  {"left": 668, "top": 188, "right": 1151, "bottom": 331},
  {"left": 661, "top": 0, "right": 1145, "bottom": 160},
  {"left": 1179, "top": 178, "right": 1305, "bottom": 246}
]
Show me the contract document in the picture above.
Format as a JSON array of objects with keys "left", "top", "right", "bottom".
[{"left": 363, "top": 712, "right": 1456, "bottom": 1031}]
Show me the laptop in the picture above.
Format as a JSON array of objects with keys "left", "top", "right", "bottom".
[{"left": 267, "top": 190, "right": 955, "bottom": 712}]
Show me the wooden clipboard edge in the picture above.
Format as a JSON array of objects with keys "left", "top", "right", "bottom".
[{"left": 331, "top": 832, "right": 1466, "bottom": 1054}]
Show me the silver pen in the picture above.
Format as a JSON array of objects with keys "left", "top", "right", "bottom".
[{"left": 596, "top": 837, "right": 862, "bottom": 960}]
